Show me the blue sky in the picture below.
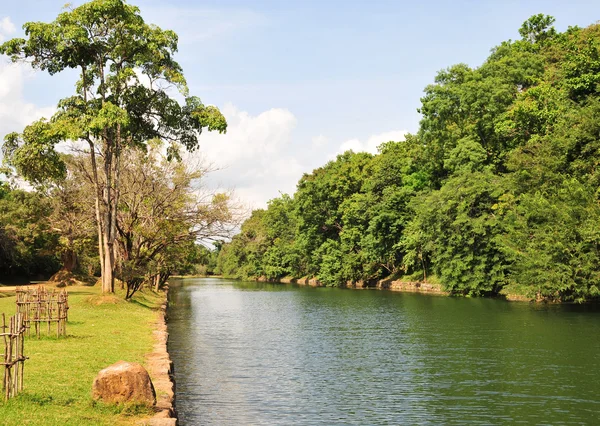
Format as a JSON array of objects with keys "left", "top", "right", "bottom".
[{"left": 1, "top": 0, "right": 600, "bottom": 207}]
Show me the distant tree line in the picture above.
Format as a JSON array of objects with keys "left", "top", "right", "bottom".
[{"left": 216, "top": 15, "right": 600, "bottom": 302}]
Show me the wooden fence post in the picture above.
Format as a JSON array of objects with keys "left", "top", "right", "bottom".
[
  {"left": 1, "top": 312, "right": 27, "bottom": 401},
  {"left": 15, "top": 286, "right": 68, "bottom": 339}
]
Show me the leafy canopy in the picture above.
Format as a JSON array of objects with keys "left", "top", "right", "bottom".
[{"left": 1, "top": 0, "right": 227, "bottom": 181}]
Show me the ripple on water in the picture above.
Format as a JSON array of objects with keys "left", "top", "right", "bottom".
[{"left": 168, "top": 278, "right": 600, "bottom": 425}]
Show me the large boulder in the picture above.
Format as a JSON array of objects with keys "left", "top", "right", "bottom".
[{"left": 92, "top": 361, "right": 156, "bottom": 405}]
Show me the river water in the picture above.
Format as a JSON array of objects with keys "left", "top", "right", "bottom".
[{"left": 167, "top": 277, "right": 600, "bottom": 425}]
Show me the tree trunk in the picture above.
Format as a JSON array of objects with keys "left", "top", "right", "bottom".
[
  {"left": 95, "top": 197, "right": 104, "bottom": 277},
  {"left": 100, "top": 176, "right": 116, "bottom": 294},
  {"left": 89, "top": 142, "right": 107, "bottom": 288},
  {"left": 158, "top": 271, "right": 170, "bottom": 291},
  {"left": 101, "top": 240, "right": 115, "bottom": 293},
  {"left": 61, "top": 249, "right": 78, "bottom": 272}
]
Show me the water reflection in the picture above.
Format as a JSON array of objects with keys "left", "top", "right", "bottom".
[{"left": 168, "top": 278, "right": 600, "bottom": 425}]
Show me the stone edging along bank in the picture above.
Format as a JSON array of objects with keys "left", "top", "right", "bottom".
[
  {"left": 256, "top": 276, "right": 449, "bottom": 295},
  {"left": 256, "top": 277, "right": 542, "bottom": 302},
  {"left": 141, "top": 284, "right": 177, "bottom": 426}
]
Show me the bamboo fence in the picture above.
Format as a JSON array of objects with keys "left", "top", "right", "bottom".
[
  {"left": 1, "top": 313, "right": 26, "bottom": 401},
  {"left": 15, "top": 286, "right": 69, "bottom": 338}
]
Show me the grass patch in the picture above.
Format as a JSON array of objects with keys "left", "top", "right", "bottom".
[
  {"left": 499, "top": 283, "right": 537, "bottom": 301},
  {"left": 381, "top": 271, "right": 441, "bottom": 285},
  {"left": 0, "top": 283, "right": 163, "bottom": 425}
]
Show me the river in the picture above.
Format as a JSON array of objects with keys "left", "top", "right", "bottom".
[{"left": 167, "top": 277, "right": 600, "bottom": 425}]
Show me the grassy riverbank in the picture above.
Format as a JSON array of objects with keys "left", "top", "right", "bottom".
[{"left": 0, "top": 283, "right": 163, "bottom": 425}]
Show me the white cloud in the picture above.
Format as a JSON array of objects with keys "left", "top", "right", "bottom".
[
  {"left": 0, "top": 64, "right": 55, "bottom": 141},
  {"left": 195, "top": 114, "right": 410, "bottom": 209},
  {"left": 337, "top": 130, "right": 408, "bottom": 155},
  {"left": 0, "top": 16, "right": 16, "bottom": 43},
  {"left": 338, "top": 138, "right": 362, "bottom": 153},
  {"left": 311, "top": 134, "right": 329, "bottom": 148},
  {"left": 193, "top": 103, "right": 303, "bottom": 209},
  {"left": 0, "top": 17, "right": 55, "bottom": 160}
]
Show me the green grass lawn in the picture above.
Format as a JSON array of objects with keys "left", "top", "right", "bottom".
[{"left": 0, "top": 284, "right": 163, "bottom": 425}]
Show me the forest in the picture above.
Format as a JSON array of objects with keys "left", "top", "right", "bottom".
[{"left": 216, "top": 15, "right": 600, "bottom": 302}]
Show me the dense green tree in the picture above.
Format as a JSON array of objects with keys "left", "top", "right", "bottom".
[
  {"left": 294, "top": 151, "right": 372, "bottom": 281},
  {"left": 217, "top": 210, "right": 268, "bottom": 279},
  {"left": 518, "top": 14, "right": 557, "bottom": 45},
  {"left": 174, "top": 243, "right": 221, "bottom": 276},
  {"left": 261, "top": 195, "right": 301, "bottom": 279},
  {"left": 498, "top": 180, "right": 600, "bottom": 302},
  {"left": 359, "top": 138, "right": 431, "bottom": 277},
  {"left": 404, "top": 170, "right": 507, "bottom": 295},
  {"left": 0, "top": 184, "right": 60, "bottom": 279}
]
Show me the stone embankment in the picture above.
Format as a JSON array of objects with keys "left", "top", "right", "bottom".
[
  {"left": 141, "top": 284, "right": 177, "bottom": 426},
  {"left": 257, "top": 276, "right": 447, "bottom": 295},
  {"left": 375, "top": 278, "right": 448, "bottom": 294}
]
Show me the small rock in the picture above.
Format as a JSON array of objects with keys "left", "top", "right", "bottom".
[
  {"left": 92, "top": 361, "right": 156, "bottom": 405},
  {"left": 145, "top": 419, "right": 177, "bottom": 426}
]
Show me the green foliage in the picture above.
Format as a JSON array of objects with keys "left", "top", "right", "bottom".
[
  {"left": 498, "top": 180, "right": 600, "bottom": 302},
  {"left": 167, "top": 242, "right": 219, "bottom": 276},
  {"left": 404, "top": 170, "right": 508, "bottom": 296},
  {"left": 262, "top": 195, "right": 301, "bottom": 278},
  {"left": 444, "top": 137, "right": 488, "bottom": 174},
  {"left": 217, "top": 210, "right": 268, "bottom": 279},
  {"left": 2, "top": 120, "right": 67, "bottom": 185},
  {"left": 314, "top": 239, "right": 344, "bottom": 286},
  {"left": 560, "top": 25, "right": 600, "bottom": 100},
  {"left": 518, "top": 14, "right": 557, "bottom": 45},
  {"left": 0, "top": 184, "right": 60, "bottom": 279},
  {"left": 0, "top": 0, "right": 223, "bottom": 181},
  {"left": 294, "top": 151, "right": 373, "bottom": 281}
]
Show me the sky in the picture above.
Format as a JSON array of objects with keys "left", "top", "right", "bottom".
[{"left": 1, "top": 0, "right": 600, "bottom": 208}]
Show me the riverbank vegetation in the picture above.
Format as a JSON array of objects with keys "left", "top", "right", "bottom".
[
  {"left": 217, "top": 15, "right": 600, "bottom": 303},
  {"left": 0, "top": 284, "right": 162, "bottom": 425}
]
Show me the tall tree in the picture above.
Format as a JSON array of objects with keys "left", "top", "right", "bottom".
[
  {"left": 115, "top": 146, "right": 237, "bottom": 298},
  {"left": 1, "top": 0, "right": 226, "bottom": 293},
  {"left": 294, "top": 151, "right": 373, "bottom": 281}
]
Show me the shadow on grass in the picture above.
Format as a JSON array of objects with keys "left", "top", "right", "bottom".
[
  {"left": 23, "top": 330, "right": 93, "bottom": 341},
  {"left": 128, "top": 298, "right": 156, "bottom": 310},
  {"left": 67, "top": 289, "right": 97, "bottom": 296},
  {"left": 64, "top": 334, "right": 93, "bottom": 340},
  {"left": 89, "top": 399, "right": 155, "bottom": 417},
  {"left": 15, "top": 392, "right": 78, "bottom": 407},
  {"left": 17, "top": 392, "right": 54, "bottom": 406}
]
